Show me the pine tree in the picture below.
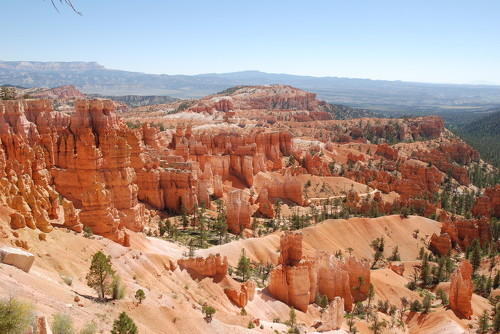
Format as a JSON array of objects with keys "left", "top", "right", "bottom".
[
  {"left": 111, "top": 312, "right": 137, "bottom": 334},
  {"left": 436, "top": 288, "right": 449, "bottom": 306},
  {"left": 367, "top": 283, "right": 375, "bottom": 308},
  {"left": 388, "top": 246, "right": 400, "bottom": 261},
  {"left": 469, "top": 239, "right": 482, "bottom": 274},
  {"left": 236, "top": 249, "right": 251, "bottom": 281},
  {"left": 493, "top": 307, "right": 500, "bottom": 332},
  {"left": 477, "top": 310, "right": 490, "bottom": 333},
  {"left": 422, "top": 295, "right": 432, "bottom": 313},
  {"left": 345, "top": 314, "right": 358, "bottom": 334},
  {"left": 420, "top": 252, "right": 431, "bottom": 286},
  {"left": 288, "top": 306, "right": 297, "bottom": 328},
  {"left": 135, "top": 289, "right": 145, "bottom": 304},
  {"left": 86, "top": 251, "right": 115, "bottom": 301}
]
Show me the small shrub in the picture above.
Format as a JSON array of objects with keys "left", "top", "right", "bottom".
[
  {"left": 248, "top": 321, "right": 255, "bottom": 329},
  {"left": 406, "top": 281, "right": 418, "bottom": 291},
  {"left": 410, "top": 300, "right": 422, "bottom": 312},
  {"left": 111, "top": 275, "right": 126, "bottom": 300},
  {"left": 82, "top": 226, "right": 94, "bottom": 239},
  {"left": 79, "top": 322, "right": 97, "bottom": 334},
  {"left": 240, "top": 307, "right": 247, "bottom": 316},
  {"left": 202, "top": 305, "right": 216, "bottom": 323},
  {"left": 0, "top": 297, "right": 35, "bottom": 334},
  {"left": 52, "top": 313, "right": 75, "bottom": 334}
]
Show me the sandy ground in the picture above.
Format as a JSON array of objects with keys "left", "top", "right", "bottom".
[{"left": 0, "top": 213, "right": 490, "bottom": 333}]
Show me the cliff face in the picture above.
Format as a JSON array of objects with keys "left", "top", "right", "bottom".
[
  {"left": 0, "top": 99, "right": 297, "bottom": 242},
  {"left": 0, "top": 100, "right": 149, "bottom": 244}
]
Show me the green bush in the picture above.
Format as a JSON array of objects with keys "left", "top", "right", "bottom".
[
  {"left": 112, "top": 275, "right": 126, "bottom": 300},
  {"left": 52, "top": 313, "right": 75, "bottom": 334},
  {"left": 111, "top": 312, "right": 137, "bottom": 334},
  {"left": 0, "top": 297, "right": 35, "bottom": 334},
  {"left": 79, "top": 322, "right": 98, "bottom": 334}
]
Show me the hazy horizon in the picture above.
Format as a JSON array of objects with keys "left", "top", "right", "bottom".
[{"left": 2, "top": 1, "right": 499, "bottom": 85}]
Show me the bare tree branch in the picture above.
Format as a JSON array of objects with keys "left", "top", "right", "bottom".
[{"left": 49, "top": 0, "right": 82, "bottom": 16}]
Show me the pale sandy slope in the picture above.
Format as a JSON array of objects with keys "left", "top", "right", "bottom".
[
  {"left": 198, "top": 215, "right": 440, "bottom": 266},
  {"left": 0, "top": 214, "right": 490, "bottom": 333}
]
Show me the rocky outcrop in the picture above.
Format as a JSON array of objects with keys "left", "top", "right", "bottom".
[
  {"left": 36, "top": 315, "right": 53, "bottom": 334},
  {"left": 0, "top": 100, "right": 148, "bottom": 244},
  {"left": 177, "top": 254, "right": 228, "bottom": 278},
  {"left": 80, "top": 182, "right": 125, "bottom": 244},
  {"left": 267, "top": 231, "right": 369, "bottom": 312},
  {"left": 0, "top": 246, "right": 34, "bottom": 272},
  {"left": 395, "top": 163, "right": 442, "bottom": 199},
  {"left": 256, "top": 188, "right": 274, "bottom": 218},
  {"left": 389, "top": 262, "right": 405, "bottom": 276},
  {"left": 318, "top": 297, "right": 344, "bottom": 331},
  {"left": 375, "top": 143, "right": 398, "bottom": 161},
  {"left": 345, "top": 255, "right": 371, "bottom": 301},
  {"left": 268, "top": 264, "right": 311, "bottom": 312},
  {"left": 430, "top": 233, "right": 452, "bottom": 256},
  {"left": 449, "top": 260, "right": 473, "bottom": 319},
  {"left": 224, "top": 280, "right": 256, "bottom": 308},
  {"left": 472, "top": 185, "right": 500, "bottom": 218},
  {"left": 226, "top": 190, "right": 251, "bottom": 234},
  {"left": 278, "top": 231, "right": 303, "bottom": 265},
  {"left": 61, "top": 198, "right": 82, "bottom": 232}
]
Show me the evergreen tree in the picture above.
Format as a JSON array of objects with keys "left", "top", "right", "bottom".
[
  {"left": 410, "top": 300, "right": 422, "bottom": 312},
  {"left": 493, "top": 306, "right": 500, "bottom": 332},
  {"left": 367, "top": 283, "right": 375, "bottom": 308},
  {"left": 111, "top": 312, "right": 137, "bottom": 334},
  {"left": 436, "top": 288, "right": 449, "bottom": 306},
  {"left": 180, "top": 204, "right": 189, "bottom": 230},
  {"left": 236, "top": 249, "right": 251, "bottom": 281},
  {"left": 86, "top": 251, "right": 115, "bottom": 301},
  {"left": 422, "top": 295, "right": 432, "bottom": 313},
  {"left": 345, "top": 314, "right": 358, "bottom": 334},
  {"left": 388, "top": 246, "right": 401, "bottom": 261},
  {"left": 469, "top": 239, "right": 482, "bottom": 274},
  {"left": 368, "top": 314, "right": 386, "bottom": 334},
  {"left": 477, "top": 310, "right": 490, "bottom": 333},
  {"left": 135, "top": 289, "right": 145, "bottom": 304},
  {"left": 420, "top": 252, "right": 431, "bottom": 286},
  {"left": 288, "top": 306, "right": 297, "bottom": 328}
]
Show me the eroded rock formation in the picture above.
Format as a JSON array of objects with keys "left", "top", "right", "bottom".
[
  {"left": 268, "top": 232, "right": 369, "bottom": 312},
  {"left": 449, "top": 260, "right": 473, "bottom": 319},
  {"left": 224, "top": 280, "right": 256, "bottom": 308},
  {"left": 177, "top": 254, "right": 228, "bottom": 278}
]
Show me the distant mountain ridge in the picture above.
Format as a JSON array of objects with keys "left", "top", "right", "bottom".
[{"left": 2, "top": 61, "right": 500, "bottom": 113}]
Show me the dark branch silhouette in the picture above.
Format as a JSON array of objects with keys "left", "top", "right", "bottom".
[{"left": 50, "top": 0, "right": 82, "bottom": 15}]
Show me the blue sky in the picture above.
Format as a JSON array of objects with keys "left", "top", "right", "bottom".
[{"left": 2, "top": 0, "right": 499, "bottom": 84}]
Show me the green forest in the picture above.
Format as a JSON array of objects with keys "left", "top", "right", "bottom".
[{"left": 454, "top": 110, "right": 500, "bottom": 168}]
